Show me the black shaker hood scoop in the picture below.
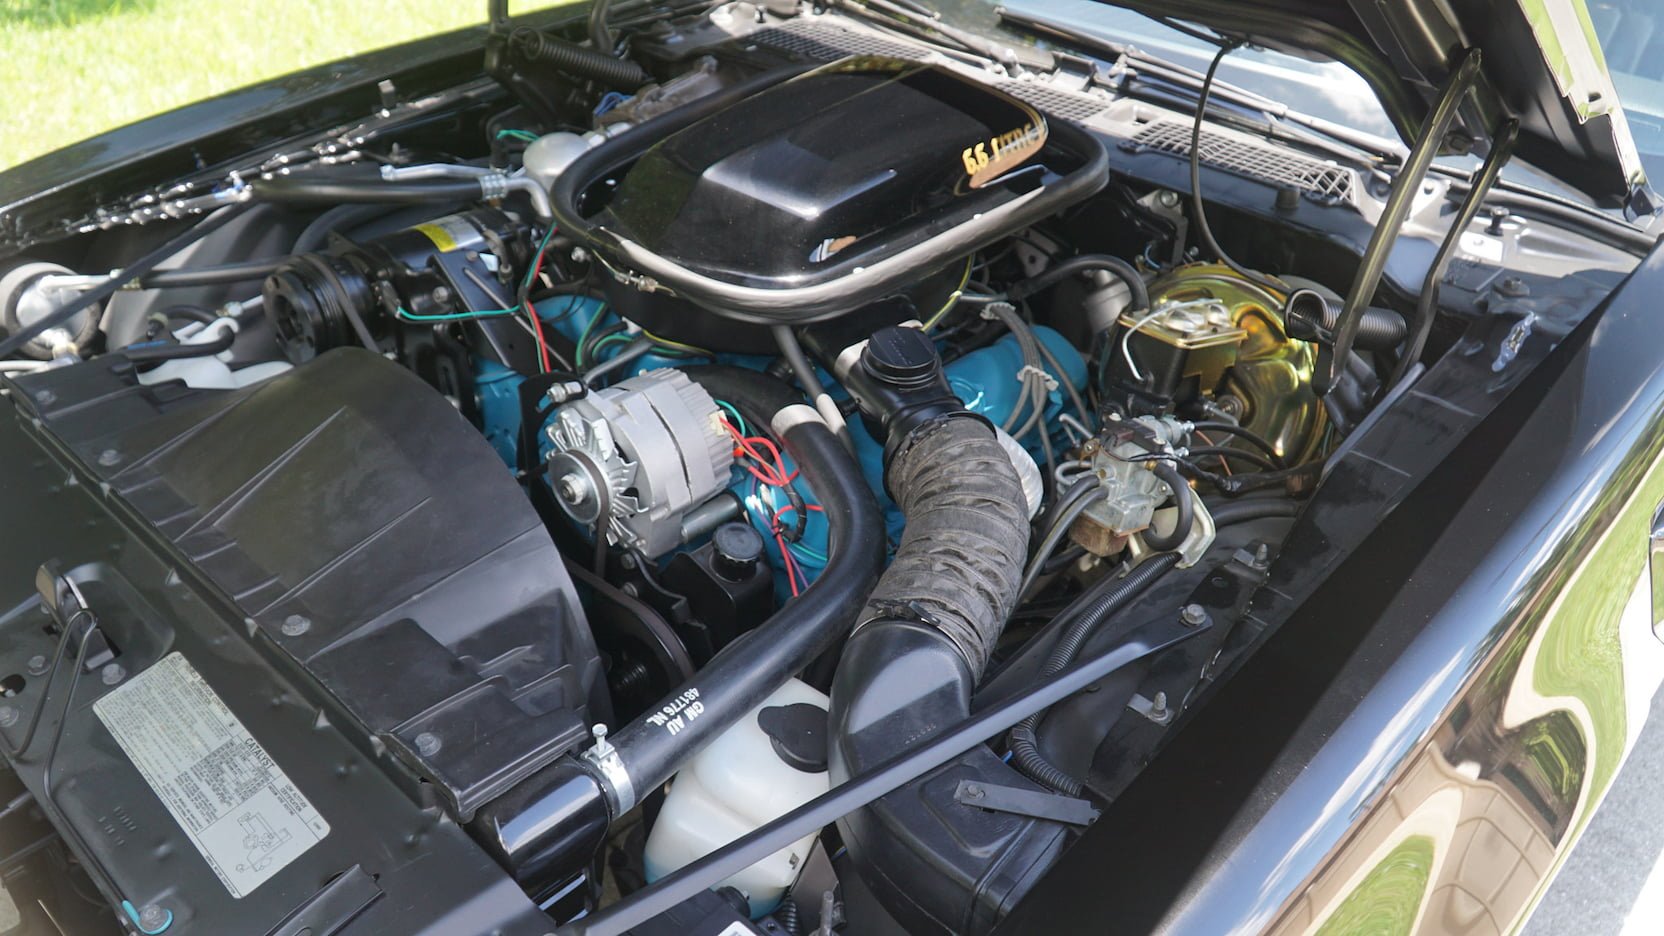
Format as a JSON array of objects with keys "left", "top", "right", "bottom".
[{"left": 550, "top": 57, "right": 1109, "bottom": 323}]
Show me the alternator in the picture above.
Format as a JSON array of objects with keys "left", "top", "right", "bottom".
[{"left": 547, "top": 369, "right": 733, "bottom": 558}]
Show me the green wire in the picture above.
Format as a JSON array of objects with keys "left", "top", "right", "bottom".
[
  {"left": 921, "top": 256, "right": 976, "bottom": 333},
  {"left": 496, "top": 129, "right": 540, "bottom": 143},
  {"left": 714, "top": 400, "right": 747, "bottom": 435},
  {"left": 590, "top": 333, "right": 634, "bottom": 358},
  {"left": 522, "top": 225, "right": 557, "bottom": 293},
  {"left": 790, "top": 541, "right": 828, "bottom": 564},
  {"left": 399, "top": 226, "right": 562, "bottom": 322},
  {"left": 574, "top": 303, "right": 612, "bottom": 367},
  {"left": 396, "top": 307, "right": 520, "bottom": 322}
]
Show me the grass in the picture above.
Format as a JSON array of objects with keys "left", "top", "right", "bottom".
[{"left": 0, "top": 0, "right": 567, "bottom": 170}]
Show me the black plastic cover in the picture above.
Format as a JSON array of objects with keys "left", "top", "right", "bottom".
[
  {"left": 8, "top": 348, "right": 606, "bottom": 822},
  {"left": 604, "top": 59, "right": 1044, "bottom": 286},
  {"left": 0, "top": 352, "right": 578, "bottom": 934},
  {"left": 552, "top": 58, "right": 1108, "bottom": 321}
]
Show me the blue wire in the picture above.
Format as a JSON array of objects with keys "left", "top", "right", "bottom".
[{"left": 1142, "top": 242, "right": 1165, "bottom": 270}]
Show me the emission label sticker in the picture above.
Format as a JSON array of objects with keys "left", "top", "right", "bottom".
[
  {"left": 410, "top": 215, "right": 482, "bottom": 254},
  {"left": 94, "top": 652, "right": 329, "bottom": 898}
]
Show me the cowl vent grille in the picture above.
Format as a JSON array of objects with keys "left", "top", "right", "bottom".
[
  {"left": 1129, "top": 119, "right": 1355, "bottom": 201},
  {"left": 996, "top": 81, "right": 1110, "bottom": 123},
  {"left": 749, "top": 20, "right": 926, "bottom": 62},
  {"left": 749, "top": 20, "right": 1110, "bottom": 123}
]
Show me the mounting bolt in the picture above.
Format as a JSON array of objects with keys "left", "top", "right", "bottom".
[
  {"left": 0, "top": 707, "right": 17, "bottom": 728},
  {"left": 620, "top": 554, "right": 638, "bottom": 571},
  {"left": 26, "top": 655, "right": 48, "bottom": 676},
  {"left": 962, "top": 782, "right": 984, "bottom": 799},
  {"left": 591, "top": 723, "right": 614, "bottom": 758},
  {"left": 556, "top": 472, "right": 591, "bottom": 505},
  {"left": 1486, "top": 206, "right": 1510, "bottom": 235},
  {"left": 621, "top": 583, "right": 639, "bottom": 598},
  {"left": 101, "top": 663, "right": 126, "bottom": 686},
  {"left": 98, "top": 449, "right": 122, "bottom": 467},
  {"left": 137, "top": 904, "right": 170, "bottom": 932},
  {"left": 1150, "top": 691, "right": 1169, "bottom": 720},
  {"left": 33, "top": 390, "right": 55, "bottom": 405},
  {"left": 546, "top": 380, "right": 585, "bottom": 405},
  {"left": 281, "top": 614, "right": 311, "bottom": 637},
  {"left": 1180, "top": 604, "right": 1207, "bottom": 626},
  {"left": 414, "top": 732, "right": 442, "bottom": 757}
]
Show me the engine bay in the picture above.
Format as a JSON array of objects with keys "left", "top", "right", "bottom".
[{"left": 0, "top": 3, "right": 1637, "bottom": 935}]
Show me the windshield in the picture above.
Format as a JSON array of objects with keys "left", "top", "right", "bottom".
[
  {"left": 1590, "top": 1, "right": 1664, "bottom": 186},
  {"left": 968, "top": 0, "right": 1662, "bottom": 207}
]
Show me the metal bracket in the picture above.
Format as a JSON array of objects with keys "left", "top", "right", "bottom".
[
  {"left": 953, "top": 779, "right": 1100, "bottom": 826},
  {"left": 1126, "top": 690, "right": 1173, "bottom": 725}
]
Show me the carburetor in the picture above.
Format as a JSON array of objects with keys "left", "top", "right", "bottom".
[
  {"left": 546, "top": 369, "right": 734, "bottom": 558},
  {"left": 1070, "top": 414, "right": 1216, "bottom": 566}
]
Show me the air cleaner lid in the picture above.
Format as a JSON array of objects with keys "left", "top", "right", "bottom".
[{"left": 551, "top": 57, "right": 1108, "bottom": 322}]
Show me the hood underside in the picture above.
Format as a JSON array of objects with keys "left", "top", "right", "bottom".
[{"left": 1103, "top": 0, "right": 1651, "bottom": 212}]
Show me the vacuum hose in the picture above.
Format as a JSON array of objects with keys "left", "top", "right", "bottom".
[
  {"left": 1285, "top": 288, "right": 1406, "bottom": 351},
  {"left": 1006, "top": 253, "right": 1150, "bottom": 313},
  {"left": 510, "top": 24, "right": 647, "bottom": 89},
  {"left": 1007, "top": 553, "right": 1180, "bottom": 795}
]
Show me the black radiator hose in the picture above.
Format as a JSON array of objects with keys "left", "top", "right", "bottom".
[
  {"left": 829, "top": 327, "right": 1059, "bottom": 934},
  {"left": 471, "top": 367, "right": 883, "bottom": 887},
  {"left": 597, "top": 366, "right": 882, "bottom": 791}
]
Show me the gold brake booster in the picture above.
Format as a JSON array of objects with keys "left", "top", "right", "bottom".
[{"left": 1111, "top": 262, "right": 1327, "bottom": 466}]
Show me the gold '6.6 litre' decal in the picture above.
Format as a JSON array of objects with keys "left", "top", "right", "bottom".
[{"left": 961, "top": 120, "right": 1046, "bottom": 189}]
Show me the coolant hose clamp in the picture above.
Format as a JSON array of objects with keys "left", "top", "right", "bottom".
[{"left": 582, "top": 724, "right": 636, "bottom": 814}]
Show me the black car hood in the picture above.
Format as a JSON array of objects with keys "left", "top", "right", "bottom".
[{"left": 1098, "top": 0, "right": 1650, "bottom": 212}]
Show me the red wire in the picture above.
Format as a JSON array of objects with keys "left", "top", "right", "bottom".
[
  {"left": 522, "top": 229, "right": 557, "bottom": 374},
  {"left": 526, "top": 301, "right": 552, "bottom": 373},
  {"left": 774, "top": 530, "right": 802, "bottom": 596},
  {"left": 719, "top": 415, "right": 818, "bottom": 595},
  {"left": 721, "top": 419, "right": 795, "bottom": 486}
]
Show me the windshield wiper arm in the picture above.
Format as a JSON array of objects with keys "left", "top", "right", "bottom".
[
  {"left": 831, "top": 0, "right": 1053, "bottom": 72},
  {"left": 996, "top": 6, "right": 1406, "bottom": 161}
]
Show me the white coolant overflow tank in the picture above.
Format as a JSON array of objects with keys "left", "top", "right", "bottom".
[{"left": 643, "top": 678, "right": 831, "bottom": 916}]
